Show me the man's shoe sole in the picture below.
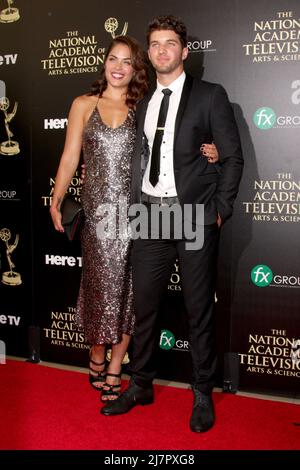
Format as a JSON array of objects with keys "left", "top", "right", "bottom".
[
  {"left": 190, "top": 421, "right": 214, "bottom": 433},
  {"left": 100, "top": 397, "right": 154, "bottom": 416}
]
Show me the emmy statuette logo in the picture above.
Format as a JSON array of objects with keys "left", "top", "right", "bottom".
[
  {"left": 0, "top": 96, "right": 20, "bottom": 155},
  {"left": 104, "top": 17, "right": 128, "bottom": 38},
  {"left": 0, "top": 228, "right": 22, "bottom": 285},
  {"left": 0, "top": 0, "right": 20, "bottom": 23}
]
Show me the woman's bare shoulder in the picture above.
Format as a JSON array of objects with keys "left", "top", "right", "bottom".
[{"left": 71, "top": 94, "right": 98, "bottom": 109}]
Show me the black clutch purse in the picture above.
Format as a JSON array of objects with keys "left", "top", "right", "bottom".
[{"left": 61, "top": 194, "right": 83, "bottom": 241}]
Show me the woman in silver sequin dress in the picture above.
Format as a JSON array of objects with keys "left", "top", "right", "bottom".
[{"left": 50, "top": 36, "right": 148, "bottom": 401}]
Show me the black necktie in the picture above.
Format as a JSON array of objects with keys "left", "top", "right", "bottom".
[{"left": 149, "top": 88, "right": 172, "bottom": 187}]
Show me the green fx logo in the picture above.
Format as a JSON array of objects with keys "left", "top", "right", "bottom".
[
  {"left": 159, "top": 329, "right": 175, "bottom": 350},
  {"left": 253, "top": 107, "right": 276, "bottom": 129},
  {"left": 251, "top": 265, "right": 273, "bottom": 287}
]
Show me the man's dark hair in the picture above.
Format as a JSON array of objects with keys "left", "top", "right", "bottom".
[{"left": 146, "top": 15, "right": 187, "bottom": 48}]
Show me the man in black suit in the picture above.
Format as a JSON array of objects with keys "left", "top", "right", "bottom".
[{"left": 101, "top": 15, "right": 243, "bottom": 432}]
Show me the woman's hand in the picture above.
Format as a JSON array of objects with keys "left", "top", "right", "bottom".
[
  {"left": 50, "top": 204, "right": 64, "bottom": 233},
  {"left": 201, "top": 142, "right": 219, "bottom": 163}
]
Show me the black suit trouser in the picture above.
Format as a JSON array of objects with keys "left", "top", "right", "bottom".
[{"left": 130, "top": 222, "right": 219, "bottom": 395}]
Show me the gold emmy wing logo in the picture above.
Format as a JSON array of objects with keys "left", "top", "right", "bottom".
[
  {"left": 0, "top": 96, "right": 20, "bottom": 155},
  {"left": 104, "top": 17, "right": 128, "bottom": 38},
  {"left": 0, "top": 0, "right": 20, "bottom": 23},
  {"left": 0, "top": 228, "right": 22, "bottom": 285},
  {"left": 106, "top": 348, "right": 129, "bottom": 364}
]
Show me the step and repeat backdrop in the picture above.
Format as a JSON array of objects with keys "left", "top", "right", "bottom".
[{"left": 0, "top": 0, "right": 299, "bottom": 395}]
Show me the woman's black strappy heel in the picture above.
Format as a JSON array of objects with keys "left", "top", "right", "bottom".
[
  {"left": 89, "top": 350, "right": 106, "bottom": 391},
  {"left": 101, "top": 372, "right": 121, "bottom": 401}
]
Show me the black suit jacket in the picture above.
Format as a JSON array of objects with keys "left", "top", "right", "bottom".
[{"left": 131, "top": 74, "right": 244, "bottom": 225}]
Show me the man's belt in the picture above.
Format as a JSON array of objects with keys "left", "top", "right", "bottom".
[{"left": 141, "top": 193, "right": 180, "bottom": 206}]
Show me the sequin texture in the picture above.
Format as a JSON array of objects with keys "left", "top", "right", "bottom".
[{"left": 76, "top": 106, "right": 136, "bottom": 344}]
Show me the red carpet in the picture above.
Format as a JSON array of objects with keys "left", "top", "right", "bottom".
[{"left": 0, "top": 360, "right": 299, "bottom": 450}]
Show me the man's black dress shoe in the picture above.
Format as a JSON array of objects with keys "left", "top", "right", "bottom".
[
  {"left": 101, "top": 382, "right": 154, "bottom": 416},
  {"left": 190, "top": 388, "right": 215, "bottom": 432}
]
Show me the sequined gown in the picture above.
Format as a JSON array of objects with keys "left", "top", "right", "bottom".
[{"left": 76, "top": 106, "right": 136, "bottom": 344}]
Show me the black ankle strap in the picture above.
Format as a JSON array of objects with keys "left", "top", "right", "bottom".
[
  {"left": 106, "top": 372, "right": 121, "bottom": 378},
  {"left": 89, "top": 358, "right": 106, "bottom": 367}
]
